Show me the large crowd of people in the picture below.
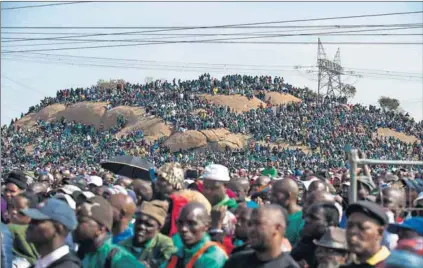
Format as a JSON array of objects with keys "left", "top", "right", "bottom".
[
  {"left": 2, "top": 74, "right": 422, "bottom": 175},
  {"left": 1, "top": 74, "right": 423, "bottom": 267},
  {"left": 1, "top": 161, "right": 423, "bottom": 268}
]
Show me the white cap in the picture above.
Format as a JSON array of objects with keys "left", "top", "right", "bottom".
[
  {"left": 81, "top": 191, "right": 95, "bottom": 199},
  {"left": 87, "top": 176, "right": 103, "bottom": 187},
  {"left": 55, "top": 193, "right": 76, "bottom": 210},
  {"left": 201, "top": 164, "right": 230, "bottom": 182},
  {"left": 59, "top": 184, "right": 81, "bottom": 195},
  {"left": 414, "top": 192, "right": 423, "bottom": 206}
]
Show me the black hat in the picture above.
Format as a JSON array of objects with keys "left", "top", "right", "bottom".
[
  {"left": 6, "top": 170, "right": 28, "bottom": 190},
  {"left": 346, "top": 201, "right": 388, "bottom": 226},
  {"left": 314, "top": 227, "right": 348, "bottom": 251}
]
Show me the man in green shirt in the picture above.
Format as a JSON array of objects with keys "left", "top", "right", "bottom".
[
  {"left": 73, "top": 196, "right": 144, "bottom": 268},
  {"left": 164, "top": 202, "right": 227, "bottom": 268},
  {"left": 271, "top": 178, "right": 303, "bottom": 246},
  {"left": 120, "top": 200, "right": 176, "bottom": 267},
  {"left": 261, "top": 159, "right": 277, "bottom": 178}
]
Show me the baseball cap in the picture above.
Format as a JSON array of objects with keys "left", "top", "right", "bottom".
[
  {"left": 388, "top": 217, "right": 423, "bottom": 236},
  {"left": 414, "top": 192, "right": 423, "bottom": 206},
  {"left": 201, "top": 164, "right": 230, "bottom": 182},
  {"left": 21, "top": 198, "right": 77, "bottom": 231},
  {"left": 87, "top": 175, "right": 103, "bottom": 187},
  {"left": 55, "top": 193, "right": 76, "bottom": 210},
  {"left": 58, "top": 184, "right": 81, "bottom": 195}
]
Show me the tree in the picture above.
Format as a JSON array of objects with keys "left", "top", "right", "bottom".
[
  {"left": 378, "top": 96, "right": 400, "bottom": 111},
  {"left": 340, "top": 84, "right": 356, "bottom": 99}
]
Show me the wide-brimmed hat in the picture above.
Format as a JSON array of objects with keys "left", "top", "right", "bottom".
[{"left": 313, "top": 227, "right": 348, "bottom": 251}]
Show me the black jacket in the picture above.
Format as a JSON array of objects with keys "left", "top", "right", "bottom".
[
  {"left": 30, "top": 252, "right": 81, "bottom": 268},
  {"left": 224, "top": 250, "right": 300, "bottom": 268}
]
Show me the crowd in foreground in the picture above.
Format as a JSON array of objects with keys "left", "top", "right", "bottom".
[
  {"left": 2, "top": 74, "right": 423, "bottom": 174},
  {"left": 2, "top": 159, "right": 423, "bottom": 268}
]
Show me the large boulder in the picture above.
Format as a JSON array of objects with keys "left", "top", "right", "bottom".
[
  {"left": 15, "top": 102, "right": 172, "bottom": 142},
  {"left": 116, "top": 116, "right": 172, "bottom": 142},
  {"left": 200, "top": 94, "right": 265, "bottom": 113},
  {"left": 376, "top": 128, "right": 418, "bottom": 144},
  {"left": 264, "top": 92, "right": 302, "bottom": 105},
  {"left": 164, "top": 130, "right": 208, "bottom": 152},
  {"left": 101, "top": 106, "right": 145, "bottom": 130},
  {"left": 14, "top": 104, "right": 66, "bottom": 129},
  {"left": 200, "top": 129, "right": 231, "bottom": 143},
  {"left": 216, "top": 133, "right": 248, "bottom": 151},
  {"left": 56, "top": 102, "right": 108, "bottom": 129}
]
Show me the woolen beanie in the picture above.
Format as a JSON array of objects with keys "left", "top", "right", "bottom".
[{"left": 140, "top": 200, "right": 169, "bottom": 227}]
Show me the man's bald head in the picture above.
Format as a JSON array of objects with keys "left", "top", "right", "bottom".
[
  {"left": 303, "top": 190, "right": 335, "bottom": 214},
  {"left": 110, "top": 193, "right": 136, "bottom": 218},
  {"left": 309, "top": 180, "right": 328, "bottom": 193},
  {"left": 228, "top": 178, "right": 250, "bottom": 199},
  {"left": 117, "top": 176, "right": 133, "bottom": 188},
  {"left": 179, "top": 202, "right": 210, "bottom": 224},
  {"left": 255, "top": 204, "right": 287, "bottom": 229},
  {"left": 376, "top": 187, "right": 405, "bottom": 218},
  {"left": 131, "top": 179, "right": 153, "bottom": 205},
  {"left": 273, "top": 178, "right": 299, "bottom": 196},
  {"left": 256, "top": 176, "right": 271, "bottom": 186}
]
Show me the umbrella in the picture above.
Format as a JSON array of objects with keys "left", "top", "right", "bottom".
[{"left": 100, "top": 155, "right": 154, "bottom": 180}]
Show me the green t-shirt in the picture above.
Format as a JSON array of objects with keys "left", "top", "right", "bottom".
[
  {"left": 164, "top": 234, "right": 227, "bottom": 268},
  {"left": 82, "top": 238, "right": 145, "bottom": 268},
  {"left": 285, "top": 210, "right": 304, "bottom": 246},
  {"left": 261, "top": 167, "right": 277, "bottom": 177}
]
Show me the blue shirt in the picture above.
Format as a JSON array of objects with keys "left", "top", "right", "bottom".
[
  {"left": 112, "top": 223, "right": 134, "bottom": 244},
  {"left": 339, "top": 213, "right": 347, "bottom": 229}
]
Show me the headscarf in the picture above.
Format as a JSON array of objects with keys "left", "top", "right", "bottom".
[{"left": 156, "top": 162, "right": 184, "bottom": 191}]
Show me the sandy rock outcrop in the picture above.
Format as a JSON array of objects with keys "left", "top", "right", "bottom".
[
  {"left": 164, "top": 130, "right": 208, "bottom": 152},
  {"left": 200, "top": 94, "right": 265, "bottom": 113},
  {"left": 264, "top": 92, "right": 302, "bottom": 105},
  {"left": 14, "top": 104, "right": 66, "bottom": 129},
  {"left": 376, "top": 128, "right": 418, "bottom": 144}
]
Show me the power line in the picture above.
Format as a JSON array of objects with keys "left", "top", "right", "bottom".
[
  {"left": 3, "top": 32, "right": 422, "bottom": 49},
  {"left": 1, "top": 2, "right": 89, "bottom": 11},
  {"left": 4, "top": 52, "right": 422, "bottom": 78},
  {"left": 1, "top": 75, "right": 48, "bottom": 97},
  {"left": 1, "top": 11, "right": 423, "bottom": 31},
  {"left": 2, "top": 40, "right": 422, "bottom": 54},
  {"left": 2, "top": 25, "right": 422, "bottom": 47},
  {"left": 4, "top": 33, "right": 423, "bottom": 48},
  {"left": 3, "top": 10, "right": 422, "bottom": 29},
  {"left": 7, "top": 52, "right": 423, "bottom": 77},
  {"left": 2, "top": 24, "right": 422, "bottom": 35},
  {"left": 3, "top": 54, "right": 422, "bottom": 81}
]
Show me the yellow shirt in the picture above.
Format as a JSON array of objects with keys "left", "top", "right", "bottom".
[{"left": 367, "top": 246, "right": 390, "bottom": 266}]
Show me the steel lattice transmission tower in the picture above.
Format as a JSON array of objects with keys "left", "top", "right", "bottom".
[{"left": 317, "top": 38, "right": 344, "bottom": 99}]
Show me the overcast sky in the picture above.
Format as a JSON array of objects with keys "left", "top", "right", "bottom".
[{"left": 1, "top": 1, "right": 422, "bottom": 125}]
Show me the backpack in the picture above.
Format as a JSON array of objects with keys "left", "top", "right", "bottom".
[{"left": 105, "top": 248, "right": 119, "bottom": 268}]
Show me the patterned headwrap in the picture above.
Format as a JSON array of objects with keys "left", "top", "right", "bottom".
[{"left": 157, "top": 162, "right": 184, "bottom": 191}]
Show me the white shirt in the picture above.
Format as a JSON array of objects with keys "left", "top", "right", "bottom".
[{"left": 34, "top": 245, "right": 70, "bottom": 268}]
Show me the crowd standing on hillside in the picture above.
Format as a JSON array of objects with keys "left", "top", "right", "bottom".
[{"left": 2, "top": 74, "right": 422, "bottom": 175}]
